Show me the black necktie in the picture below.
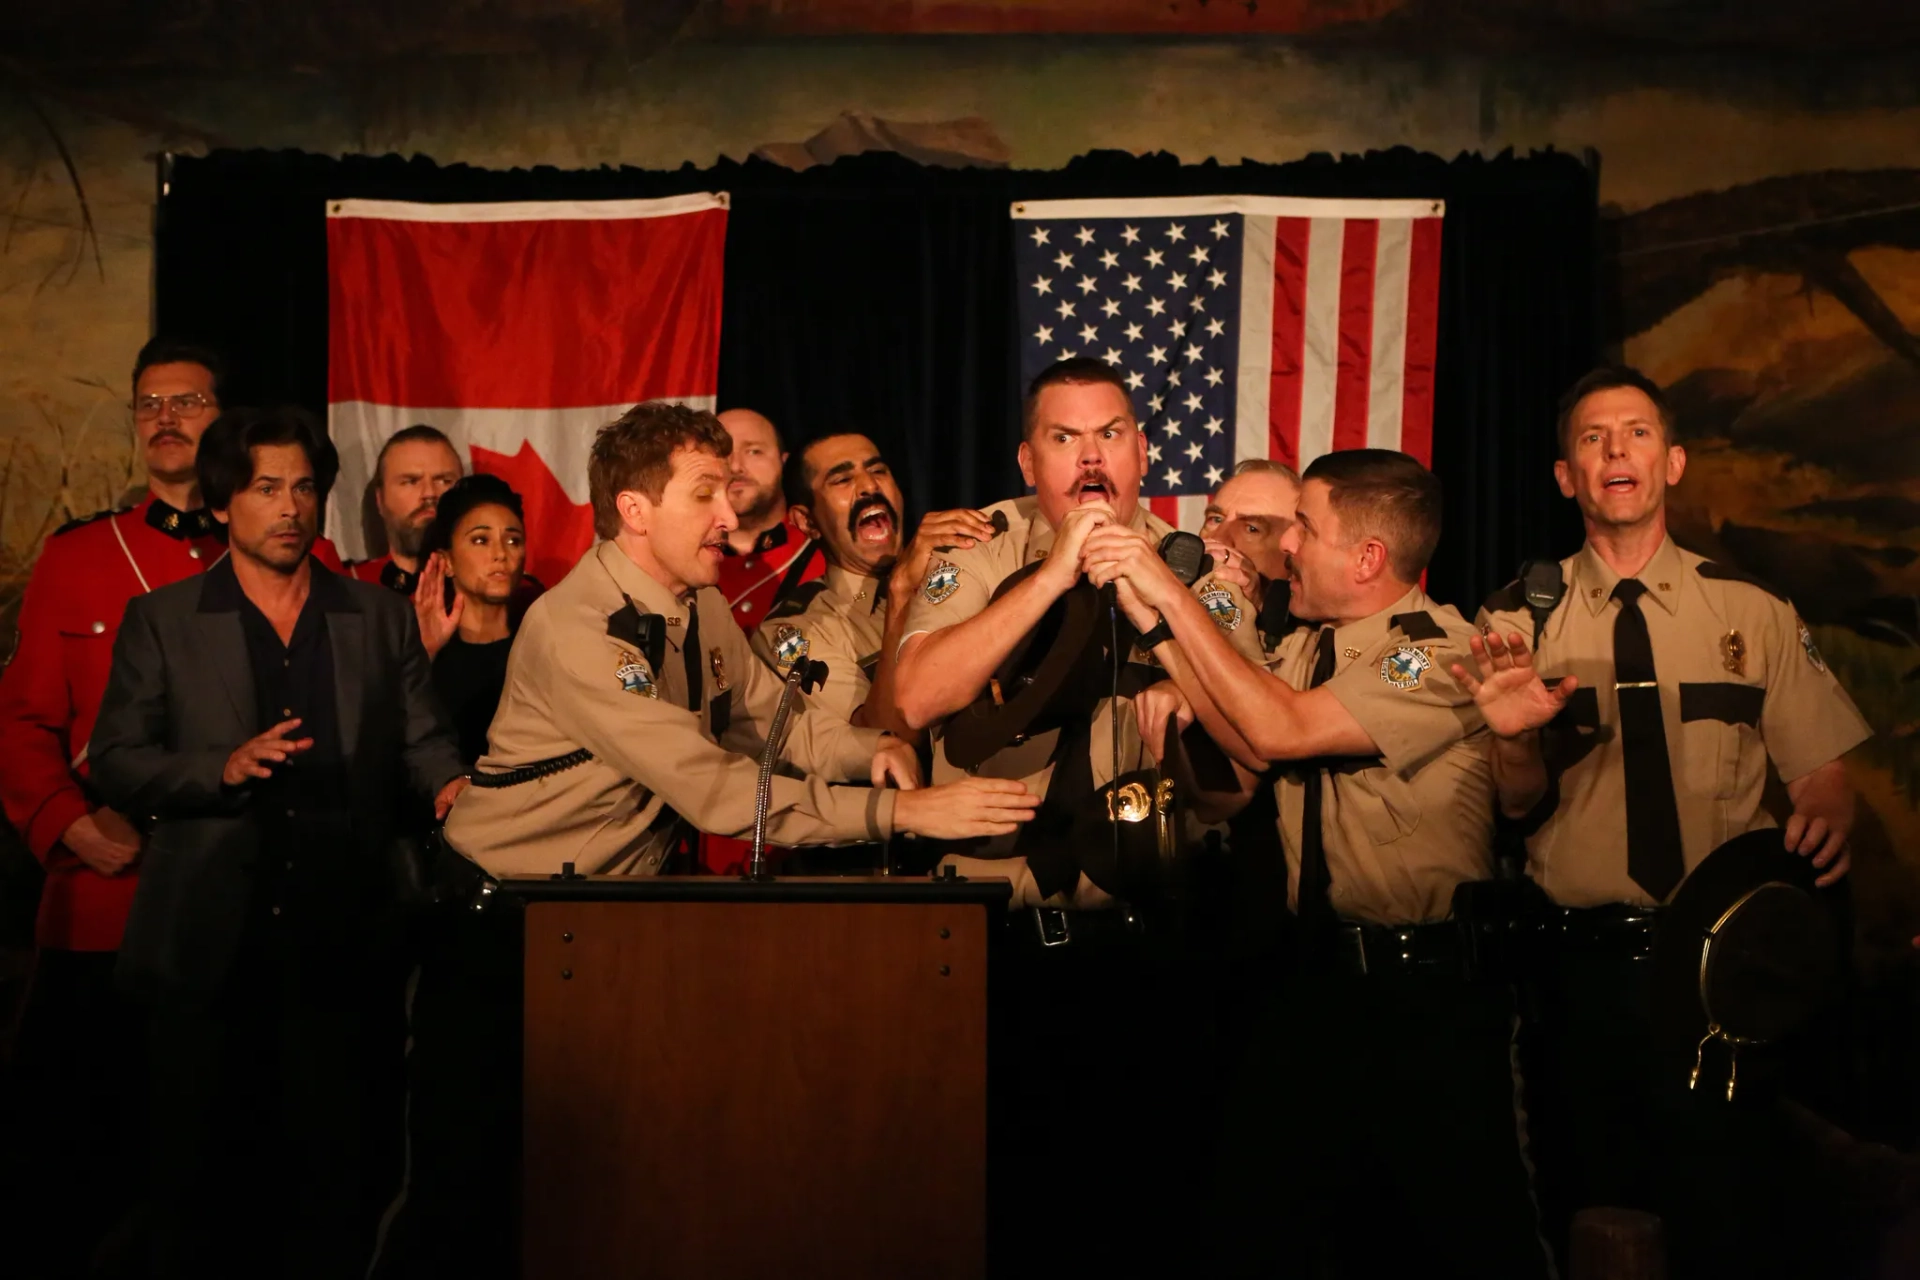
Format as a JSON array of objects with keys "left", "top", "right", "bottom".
[
  {"left": 1295, "top": 626, "right": 1339, "bottom": 940},
  {"left": 682, "top": 600, "right": 703, "bottom": 714},
  {"left": 1612, "top": 579, "right": 1684, "bottom": 901}
]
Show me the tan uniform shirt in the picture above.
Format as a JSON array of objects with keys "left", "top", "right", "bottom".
[
  {"left": 1267, "top": 588, "right": 1495, "bottom": 926},
  {"left": 752, "top": 563, "right": 888, "bottom": 726},
  {"left": 1477, "top": 537, "right": 1872, "bottom": 909},
  {"left": 445, "top": 541, "right": 894, "bottom": 878},
  {"left": 898, "top": 495, "right": 1261, "bottom": 807}
]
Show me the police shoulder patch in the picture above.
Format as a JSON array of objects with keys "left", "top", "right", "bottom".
[
  {"left": 772, "top": 623, "right": 810, "bottom": 672},
  {"left": 1797, "top": 619, "right": 1828, "bottom": 674},
  {"left": 615, "top": 649, "right": 660, "bottom": 698},
  {"left": 1379, "top": 645, "right": 1434, "bottom": 691},
  {"left": 1197, "top": 580, "right": 1243, "bottom": 632},
  {"left": 923, "top": 558, "right": 961, "bottom": 604}
]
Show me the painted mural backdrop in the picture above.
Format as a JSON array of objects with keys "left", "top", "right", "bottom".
[{"left": 1615, "top": 169, "right": 1920, "bottom": 965}]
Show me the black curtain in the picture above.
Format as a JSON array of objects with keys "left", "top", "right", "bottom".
[{"left": 155, "top": 145, "right": 1594, "bottom": 611}]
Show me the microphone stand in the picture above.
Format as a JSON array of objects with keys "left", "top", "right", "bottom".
[{"left": 748, "top": 658, "right": 827, "bottom": 881}]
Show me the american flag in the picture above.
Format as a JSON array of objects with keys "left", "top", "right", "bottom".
[{"left": 1012, "top": 196, "right": 1445, "bottom": 530}]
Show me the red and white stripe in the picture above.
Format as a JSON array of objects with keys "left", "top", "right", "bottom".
[
  {"left": 326, "top": 194, "right": 728, "bottom": 586},
  {"left": 1015, "top": 195, "right": 1441, "bottom": 532}
]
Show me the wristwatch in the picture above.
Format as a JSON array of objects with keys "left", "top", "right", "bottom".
[{"left": 1137, "top": 615, "right": 1174, "bottom": 650}]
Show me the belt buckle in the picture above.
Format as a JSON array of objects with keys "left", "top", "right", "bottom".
[
  {"left": 1338, "top": 925, "right": 1369, "bottom": 976},
  {"left": 1033, "top": 908, "right": 1072, "bottom": 947}
]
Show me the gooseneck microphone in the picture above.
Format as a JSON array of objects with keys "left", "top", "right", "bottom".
[{"left": 748, "top": 657, "right": 828, "bottom": 880}]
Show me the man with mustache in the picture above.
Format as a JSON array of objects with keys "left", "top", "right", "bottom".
[
  {"left": 349, "top": 423, "right": 465, "bottom": 595},
  {"left": 1461, "top": 367, "right": 1871, "bottom": 1276},
  {"left": 0, "top": 338, "right": 233, "bottom": 1275},
  {"left": 889, "top": 358, "right": 1259, "bottom": 1275},
  {"left": 892, "top": 357, "right": 1258, "bottom": 909},
  {"left": 754, "top": 431, "right": 996, "bottom": 730}
]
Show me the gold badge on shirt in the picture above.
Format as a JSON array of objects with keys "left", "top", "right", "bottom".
[
  {"left": 615, "top": 650, "right": 659, "bottom": 699},
  {"left": 709, "top": 647, "right": 729, "bottom": 693},
  {"left": 1721, "top": 630, "right": 1746, "bottom": 678},
  {"left": 923, "top": 558, "right": 961, "bottom": 604}
]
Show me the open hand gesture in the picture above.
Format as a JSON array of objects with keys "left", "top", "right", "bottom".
[
  {"left": 1450, "top": 631, "right": 1578, "bottom": 741},
  {"left": 412, "top": 554, "right": 464, "bottom": 659}
]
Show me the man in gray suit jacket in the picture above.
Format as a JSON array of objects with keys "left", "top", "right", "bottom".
[{"left": 90, "top": 405, "right": 467, "bottom": 1280}]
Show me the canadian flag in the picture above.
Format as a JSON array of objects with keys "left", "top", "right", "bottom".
[{"left": 326, "top": 194, "right": 728, "bottom": 587}]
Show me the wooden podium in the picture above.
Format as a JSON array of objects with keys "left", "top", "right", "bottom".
[{"left": 507, "top": 874, "right": 1009, "bottom": 1280}]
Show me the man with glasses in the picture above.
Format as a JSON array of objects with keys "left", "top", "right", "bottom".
[{"left": 0, "top": 339, "right": 231, "bottom": 1274}]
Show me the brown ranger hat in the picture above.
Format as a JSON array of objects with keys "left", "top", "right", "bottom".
[
  {"left": 1651, "top": 827, "right": 1841, "bottom": 1102},
  {"left": 940, "top": 560, "right": 1116, "bottom": 771}
]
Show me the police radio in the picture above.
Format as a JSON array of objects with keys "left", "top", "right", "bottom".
[
  {"left": 1156, "top": 531, "right": 1213, "bottom": 587},
  {"left": 1519, "top": 559, "right": 1566, "bottom": 647}
]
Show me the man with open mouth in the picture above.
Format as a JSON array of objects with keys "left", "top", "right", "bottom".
[
  {"left": 1467, "top": 365, "right": 1872, "bottom": 1277},
  {"left": 753, "top": 430, "right": 996, "bottom": 734}
]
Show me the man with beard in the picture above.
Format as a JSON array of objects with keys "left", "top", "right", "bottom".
[
  {"left": 350, "top": 424, "right": 465, "bottom": 594},
  {"left": 89, "top": 405, "right": 467, "bottom": 1279},
  {"left": 1091, "top": 449, "right": 1551, "bottom": 1279},
  {"left": 715, "top": 408, "right": 824, "bottom": 628},
  {"left": 0, "top": 338, "right": 231, "bottom": 1275},
  {"left": 1460, "top": 367, "right": 1869, "bottom": 1277},
  {"left": 754, "top": 432, "right": 996, "bottom": 731}
]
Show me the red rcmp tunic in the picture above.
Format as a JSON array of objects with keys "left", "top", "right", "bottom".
[
  {"left": 0, "top": 499, "right": 345, "bottom": 951},
  {"left": 703, "top": 512, "right": 825, "bottom": 874},
  {"left": 346, "top": 553, "right": 418, "bottom": 595}
]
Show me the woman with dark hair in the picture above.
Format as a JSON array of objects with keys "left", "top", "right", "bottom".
[{"left": 410, "top": 473, "right": 535, "bottom": 764}]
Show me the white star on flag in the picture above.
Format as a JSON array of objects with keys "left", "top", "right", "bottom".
[
  {"left": 1122, "top": 274, "right": 1143, "bottom": 293},
  {"left": 1103, "top": 347, "right": 1122, "bottom": 364},
  {"left": 1205, "top": 367, "right": 1224, "bottom": 387},
  {"left": 1185, "top": 442, "right": 1204, "bottom": 462},
  {"left": 1170, "top": 319, "right": 1188, "bottom": 339},
  {"left": 1124, "top": 322, "right": 1144, "bottom": 341},
  {"left": 1148, "top": 442, "right": 1162, "bottom": 463},
  {"left": 1207, "top": 268, "right": 1227, "bottom": 289},
  {"left": 1203, "top": 415, "right": 1224, "bottom": 435},
  {"left": 1209, "top": 220, "right": 1230, "bottom": 240},
  {"left": 1169, "top": 272, "right": 1187, "bottom": 292},
  {"left": 1163, "top": 418, "right": 1182, "bottom": 437},
  {"left": 1125, "top": 369, "right": 1145, "bottom": 389},
  {"left": 1145, "top": 248, "right": 1165, "bottom": 268},
  {"left": 1190, "top": 295, "right": 1206, "bottom": 313},
  {"left": 1146, "top": 345, "right": 1168, "bottom": 365},
  {"left": 1055, "top": 300, "right": 1076, "bottom": 319},
  {"left": 1033, "top": 324, "right": 1053, "bottom": 344},
  {"left": 1206, "top": 317, "right": 1225, "bottom": 337},
  {"left": 1163, "top": 467, "right": 1183, "bottom": 485},
  {"left": 1101, "top": 298, "right": 1121, "bottom": 317},
  {"left": 1078, "top": 323, "right": 1099, "bottom": 344},
  {"left": 1075, "top": 226, "right": 1095, "bottom": 245},
  {"left": 1190, "top": 246, "right": 1210, "bottom": 265},
  {"left": 1030, "top": 226, "right": 1051, "bottom": 245},
  {"left": 1120, "top": 225, "right": 1140, "bottom": 244},
  {"left": 1146, "top": 297, "right": 1166, "bottom": 316},
  {"left": 1032, "top": 277, "right": 1052, "bottom": 295},
  {"left": 1183, "top": 391, "right": 1204, "bottom": 412},
  {"left": 1166, "top": 224, "right": 1186, "bottom": 243},
  {"left": 1053, "top": 251, "right": 1074, "bottom": 270},
  {"left": 1099, "top": 249, "right": 1120, "bottom": 269},
  {"left": 1077, "top": 275, "right": 1098, "bottom": 295},
  {"left": 1183, "top": 344, "right": 1203, "bottom": 364},
  {"left": 1204, "top": 465, "right": 1224, "bottom": 485}
]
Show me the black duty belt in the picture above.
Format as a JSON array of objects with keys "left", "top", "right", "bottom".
[
  {"left": 1012, "top": 906, "right": 1148, "bottom": 949},
  {"left": 468, "top": 748, "right": 594, "bottom": 789},
  {"left": 1551, "top": 904, "right": 1662, "bottom": 958},
  {"left": 1313, "top": 920, "right": 1462, "bottom": 978}
]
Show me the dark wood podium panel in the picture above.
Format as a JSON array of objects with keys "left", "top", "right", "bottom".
[{"left": 514, "top": 876, "right": 1007, "bottom": 1280}]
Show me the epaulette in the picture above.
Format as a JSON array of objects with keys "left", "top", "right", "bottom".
[
  {"left": 1479, "top": 579, "right": 1528, "bottom": 615},
  {"left": 1695, "top": 560, "right": 1789, "bottom": 604},
  {"left": 51, "top": 507, "right": 120, "bottom": 538},
  {"left": 766, "top": 576, "right": 829, "bottom": 622},
  {"left": 1390, "top": 610, "right": 1447, "bottom": 642}
]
